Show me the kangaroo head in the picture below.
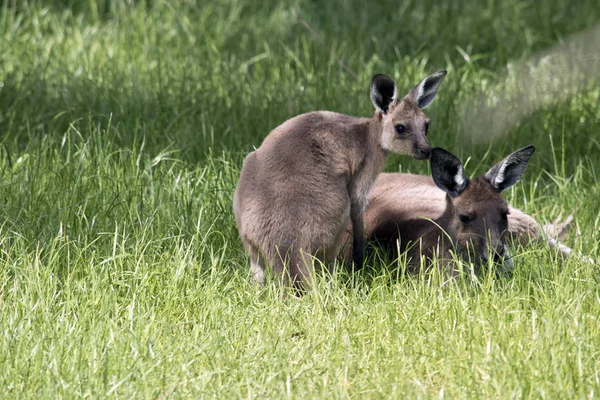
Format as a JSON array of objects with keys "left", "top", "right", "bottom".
[
  {"left": 370, "top": 71, "right": 446, "bottom": 160},
  {"left": 430, "top": 145, "right": 536, "bottom": 268}
]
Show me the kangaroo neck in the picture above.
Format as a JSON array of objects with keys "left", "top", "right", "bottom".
[{"left": 364, "top": 115, "right": 388, "bottom": 173}]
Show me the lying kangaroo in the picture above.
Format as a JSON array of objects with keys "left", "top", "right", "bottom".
[
  {"left": 361, "top": 145, "right": 536, "bottom": 273},
  {"left": 234, "top": 70, "right": 447, "bottom": 288}
]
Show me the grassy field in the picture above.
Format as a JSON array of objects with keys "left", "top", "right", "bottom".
[{"left": 1, "top": 0, "right": 600, "bottom": 397}]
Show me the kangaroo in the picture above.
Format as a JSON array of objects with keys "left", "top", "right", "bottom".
[
  {"left": 360, "top": 145, "right": 536, "bottom": 274},
  {"left": 233, "top": 70, "right": 447, "bottom": 288}
]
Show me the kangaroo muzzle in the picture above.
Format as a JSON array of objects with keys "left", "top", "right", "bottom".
[{"left": 413, "top": 144, "right": 432, "bottom": 160}]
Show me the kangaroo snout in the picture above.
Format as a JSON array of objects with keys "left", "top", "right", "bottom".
[
  {"left": 479, "top": 242, "right": 503, "bottom": 262},
  {"left": 413, "top": 144, "right": 432, "bottom": 160},
  {"left": 492, "top": 244, "right": 513, "bottom": 269},
  {"left": 491, "top": 243, "right": 505, "bottom": 260}
]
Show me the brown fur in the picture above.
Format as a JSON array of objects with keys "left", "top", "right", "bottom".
[
  {"left": 350, "top": 145, "right": 538, "bottom": 274},
  {"left": 233, "top": 72, "right": 447, "bottom": 288},
  {"left": 344, "top": 172, "right": 589, "bottom": 272},
  {"left": 362, "top": 174, "right": 512, "bottom": 274}
]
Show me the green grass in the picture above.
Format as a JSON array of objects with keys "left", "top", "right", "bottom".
[{"left": 1, "top": 0, "right": 600, "bottom": 397}]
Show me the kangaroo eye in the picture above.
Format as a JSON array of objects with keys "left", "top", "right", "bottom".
[
  {"left": 425, "top": 122, "right": 430, "bottom": 133},
  {"left": 395, "top": 124, "right": 406, "bottom": 135},
  {"left": 459, "top": 214, "right": 473, "bottom": 224},
  {"left": 501, "top": 210, "right": 509, "bottom": 220}
]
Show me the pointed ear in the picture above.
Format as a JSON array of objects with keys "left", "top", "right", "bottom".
[
  {"left": 407, "top": 70, "right": 447, "bottom": 109},
  {"left": 370, "top": 74, "right": 398, "bottom": 114},
  {"left": 430, "top": 147, "right": 468, "bottom": 197},
  {"left": 485, "top": 145, "right": 536, "bottom": 192}
]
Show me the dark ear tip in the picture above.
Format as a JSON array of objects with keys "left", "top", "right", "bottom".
[
  {"left": 372, "top": 73, "right": 388, "bottom": 79},
  {"left": 520, "top": 144, "right": 536, "bottom": 159},
  {"left": 430, "top": 147, "right": 453, "bottom": 160},
  {"left": 430, "top": 148, "right": 441, "bottom": 164},
  {"left": 430, "top": 147, "right": 460, "bottom": 172},
  {"left": 371, "top": 74, "right": 393, "bottom": 85},
  {"left": 429, "top": 70, "right": 447, "bottom": 79},
  {"left": 430, "top": 147, "right": 466, "bottom": 198}
]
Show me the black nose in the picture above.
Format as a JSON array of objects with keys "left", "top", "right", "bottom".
[
  {"left": 414, "top": 146, "right": 432, "bottom": 160},
  {"left": 492, "top": 245, "right": 505, "bottom": 262},
  {"left": 495, "top": 245, "right": 505, "bottom": 256}
]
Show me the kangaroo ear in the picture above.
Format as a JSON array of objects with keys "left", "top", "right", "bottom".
[
  {"left": 370, "top": 74, "right": 398, "bottom": 114},
  {"left": 407, "top": 70, "right": 447, "bottom": 109},
  {"left": 430, "top": 147, "right": 468, "bottom": 197},
  {"left": 485, "top": 145, "right": 536, "bottom": 192}
]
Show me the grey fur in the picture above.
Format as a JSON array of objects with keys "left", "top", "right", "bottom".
[{"left": 233, "top": 71, "right": 447, "bottom": 289}]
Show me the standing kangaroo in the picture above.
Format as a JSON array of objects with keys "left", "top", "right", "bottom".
[
  {"left": 234, "top": 70, "right": 447, "bottom": 288},
  {"left": 361, "top": 145, "right": 536, "bottom": 273}
]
